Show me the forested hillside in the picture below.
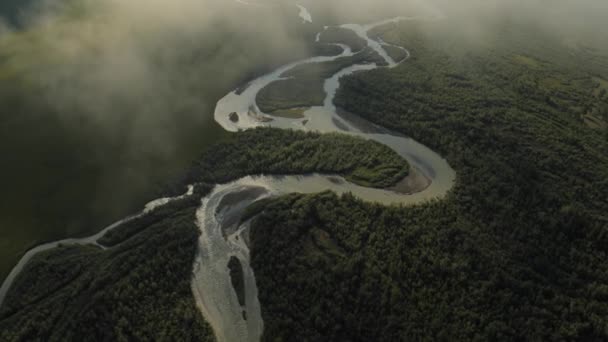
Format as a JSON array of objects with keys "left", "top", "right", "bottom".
[
  {"left": 247, "top": 19, "right": 608, "bottom": 341},
  {"left": 2, "top": 3, "right": 608, "bottom": 341},
  {"left": 0, "top": 128, "right": 410, "bottom": 340},
  {"left": 178, "top": 128, "right": 409, "bottom": 190},
  {"left": 0, "top": 189, "right": 215, "bottom": 341},
  {"left": 0, "top": 0, "right": 335, "bottom": 282}
]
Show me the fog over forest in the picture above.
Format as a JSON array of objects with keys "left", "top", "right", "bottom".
[
  {"left": 0, "top": 0, "right": 606, "bottom": 143},
  {"left": 1, "top": 0, "right": 607, "bottom": 340}
]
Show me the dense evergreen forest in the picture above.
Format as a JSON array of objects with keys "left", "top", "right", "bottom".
[
  {"left": 247, "top": 20, "right": 608, "bottom": 341},
  {"left": 176, "top": 128, "right": 409, "bottom": 191},
  {"left": 257, "top": 29, "right": 386, "bottom": 116},
  {"left": 0, "top": 128, "right": 409, "bottom": 340},
  {"left": 257, "top": 49, "right": 385, "bottom": 116},
  {"left": 0, "top": 0, "right": 340, "bottom": 282},
  {"left": 2, "top": 3, "right": 608, "bottom": 341},
  {"left": 0, "top": 190, "right": 214, "bottom": 341}
]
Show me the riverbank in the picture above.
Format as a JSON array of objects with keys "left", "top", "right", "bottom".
[
  {"left": 202, "top": 13, "right": 455, "bottom": 341},
  {"left": 0, "top": 7, "right": 458, "bottom": 342}
]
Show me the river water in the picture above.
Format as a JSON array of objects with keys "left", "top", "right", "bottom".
[
  {"left": 194, "top": 8, "right": 454, "bottom": 342},
  {"left": 0, "top": 5, "right": 453, "bottom": 342}
]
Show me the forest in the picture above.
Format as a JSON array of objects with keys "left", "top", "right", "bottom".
[
  {"left": 2, "top": 3, "right": 608, "bottom": 341},
  {"left": 0, "top": 128, "right": 410, "bottom": 340},
  {"left": 246, "top": 19, "right": 608, "bottom": 341},
  {"left": 0, "top": 192, "right": 214, "bottom": 341},
  {"left": 176, "top": 128, "right": 409, "bottom": 191},
  {"left": 381, "top": 44, "right": 409, "bottom": 64},
  {"left": 256, "top": 29, "right": 387, "bottom": 117},
  {"left": 0, "top": 0, "right": 338, "bottom": 283}
]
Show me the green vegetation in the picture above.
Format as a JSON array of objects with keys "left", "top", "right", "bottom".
[
  {"left": 311, "top": 43, "right": 344, "bottom": 57},
  {"left": 257, "top": 77, "right": 322, "bottom": 116},
  {"left": 4, "top": 5, "right": 608, "bottom": 341},
  {"left": 0, "top": 127, "right": 408, "bottom": 339},
  {"left": 246, "top": 20, "right": 608, "bottom": 341},
  {"left": 181, "top": 128, "right": 408, "bottom": 189},
  {"left": 318, "top": 27, "right": 368, "bottom": 52},
  {"left": 586, "top": 76, "right": 608, "bottom": 128},
  {"left": 0, "top": 1, "right": 339, "bottom": 282},
  {"left": 97, "top": 184, "right": 212, "bottom": 247},
  {"left": 0, "top": 195, "right": 214, "bottom": 341},
  {"left": 382, "top": 44, "right": 409, "bottom": 63},
  {"left": 228, "top": 256, "right": 246, "bottom": 307},
  {"left": 257, "top": 48, "right": 385, "bottom": 115}
]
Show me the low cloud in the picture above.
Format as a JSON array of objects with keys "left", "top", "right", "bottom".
[
  {"left": 2, "top": 0, "right": 606, "bottom": 144},
  {"left": 0, "top": 0, "right": 313, "bottom": 161}
]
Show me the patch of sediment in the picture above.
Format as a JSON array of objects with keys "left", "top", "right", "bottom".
[{"left": 201, "top": 11, "right": 454, "bottom": 342}]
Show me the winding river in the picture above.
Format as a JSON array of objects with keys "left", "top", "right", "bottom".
[
  {"left": 193, "top": 9, "right": 455, "bottom": 342},
  {"left": 0, "top": 4, "right": 454, "bottom": 342}
]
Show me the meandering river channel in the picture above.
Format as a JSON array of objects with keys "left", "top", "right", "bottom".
[
  {"left": 194, "top": 8, "right": 455, "bottom": 342},
  {"left": 0, "top": 4, "right": 454, "bottom": 342}
]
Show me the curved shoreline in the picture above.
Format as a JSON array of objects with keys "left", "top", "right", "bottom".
[
  {"left": 0, "top": 7, "right": 455, "bottom": 342},
  {"left": 198, "top": 13, "right": 455, "bottom": 342}
]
